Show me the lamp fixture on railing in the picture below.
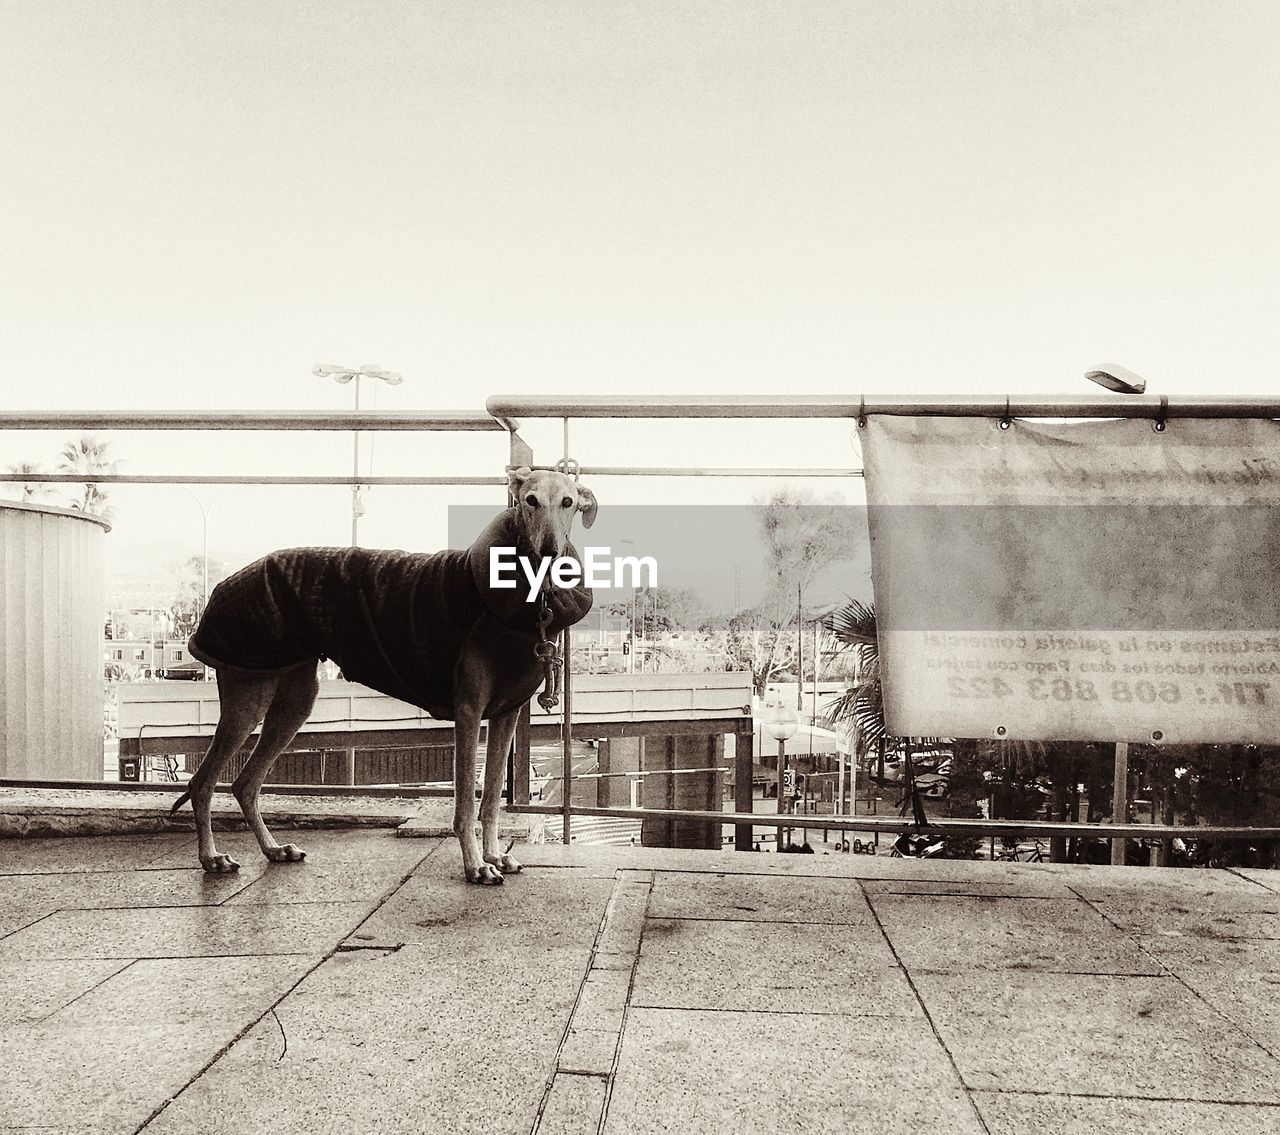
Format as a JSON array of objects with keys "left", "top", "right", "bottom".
[{"left": 312, "top": 363, "right": 404, "bottom": 545}]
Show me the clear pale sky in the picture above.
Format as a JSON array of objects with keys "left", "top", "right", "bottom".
[{"left": 3, "top": 1, "right": 1279, "bottom": 557}]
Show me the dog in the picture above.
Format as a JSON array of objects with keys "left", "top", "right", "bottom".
[{"left": 174, "top": 467, "right": 595, "bottom": 884}]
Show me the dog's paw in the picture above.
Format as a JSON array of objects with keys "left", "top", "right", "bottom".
[
  {"left": 466, "top": 863, "right": 505, "bottom": 886},
  {"left": 484, "top": 852, "right": 523, "bottom": 875},
  {"left": 200, "top": 853, "right": 241, "bottom": 874},
  {"left": 265, "top": 843, "right": 307, "bottom": 864}
]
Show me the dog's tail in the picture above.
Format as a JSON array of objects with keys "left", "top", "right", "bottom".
[{"left": 171, "top": 788, "right": 193, "bottom": 814}]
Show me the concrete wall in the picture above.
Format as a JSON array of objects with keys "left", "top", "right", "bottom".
[
  {"left": 640, "top": 733, "right": 726, "bottom": 850},
  {"left": 0, "top": 501, "right": 109, "bottom": 779}
]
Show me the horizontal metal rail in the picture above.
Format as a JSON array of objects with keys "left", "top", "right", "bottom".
[
  {"left": 506, "top": 802, "right": 1280, "bottom": 842},
  {"left": 0, "top": 473, "right": 504, "bottom": 487},
  {"left": 571, "top": 465, "right": 862, "bottom": 478},
  {"left": 0, "top": 777, "right": 450, "bottom": 798},
  {"left": 0, "top": 410, "right": 504, "bottom": 431},
  {"left": 539, "top": 765, "right": 730, "bottom": 783},
  {"left": 487, "top": 393, "right": 1280, "bottom": 421}
]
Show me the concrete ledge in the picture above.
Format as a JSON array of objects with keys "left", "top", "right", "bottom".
[{"left": 0, "top": 786, "right": 542, "bottom": 842}]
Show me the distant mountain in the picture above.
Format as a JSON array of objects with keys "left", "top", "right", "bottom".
[{"left": 103, "top": 541, "right": 199, "bottom": 609}]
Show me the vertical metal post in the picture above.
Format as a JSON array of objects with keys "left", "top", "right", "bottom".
[
  {"left": 561, "top": 631, "right": 573, "bottom": 845},
  {"left": 508, "top": 428, "right": 534, "bottom": 807},
  {"left": 560, "top": 417, "right": 573, "bottom": 846},
  {"left": 508, "top": 708, "right": 531, "bottom": 806},
  {"left": 776, "top": 737, "right": 787, "bottom": 851},
  {"left": 734, "top": 722, "right": 754, "bottom": 851},
  {"left": 350, "top": 375, "right": 361, "bottom": 547},
  {"left": 1110, "top": 741, "right": 1130, "bottom": 865}
]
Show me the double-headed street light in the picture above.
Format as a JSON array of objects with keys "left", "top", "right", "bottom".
[{"left": 313, "top": 363, "right": 404, "bottom": 545}]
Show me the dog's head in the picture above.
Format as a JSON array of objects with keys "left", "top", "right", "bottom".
[{"left": 506, "top": 466, "right": 597, "bottom": 559}]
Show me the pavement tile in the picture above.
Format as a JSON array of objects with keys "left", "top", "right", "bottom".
[
  {"left": 975, "top": 1092, "right": 1280, "bottom": 1134},
  {"left": 914, "top": 969, "right": 1280, "bottom": 1102},
  {"left": 223, "top": 856, "right": 429, "bottom": 907},
  {"left": 0, "top": 900, "right": 373, "bottom": 960},
  {"left": 0, "top": 865, "right": 261, "bottom": 914},
  {"left": 1138, "top": 934, "right": 1280, "bottom": 1053},
  {"left": 633, "top": 917, "right": 914, "bottom": 1016},
  {"left": 1077, "top": 885, "right": 1280, "bottom": 939},
  {"left": 861, "top": 874, "right": 1075, "bottom": 898},
  {"left": 0, "top": 904, "right": 56, "bottom": 941},
  {"left": 344, "top": 864, "right": 615, "bottom": 954},
  {"left": 870, "top": 893, "right": 1162, "bottom": 974},
  {"left": 242, "top": 941, "right": 585, "bottom": 1046},
  {"left": 1236, "top": 868, "right": 1280, "bottom": 894},
  {"left": 143, "top": 946, "right": 584, "bottom": 1135},
  {"left": 0, "top": 832, "right": 189, "bottom": 874},
  {"left": 0, "top": 958, "right": 130, "bottom": 1025},
  {"left": 146, "top": 827, "right": 441, "bottom": 870},
  {"left": 0, "top": 955, "right": 314, "bottom": 1131},
  {"left": 559, "top": 1025, "right": 619, "bottom": 1075},
  {"left": 648, "top": 871, "right": 877, "bottom": 925},
  {"left": 1064, "top": 865, "right": 1265, "bottom": 893},
  {"left": 606, "top": 1008, "right": 984, "bottom": 1134},
  {"left": 539, "top": 1073, "right": 608, "bottom": 1134}
]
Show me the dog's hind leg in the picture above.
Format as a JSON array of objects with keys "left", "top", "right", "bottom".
[
  {"left": 232, "top": 664, "right": 319, "bottom": 865},
  {"left": 480, "top": 707, "right": 522, "bottom": 875},
  {"left": 187, "top": 669, "right": 278, "bottom": 873},
  {"left": 454, "top": 704, "right": 502, "bottom": 885}
]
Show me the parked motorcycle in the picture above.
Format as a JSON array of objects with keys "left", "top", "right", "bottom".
[{"left": 890, "top": 831, "right": 946, "bottom": 858}]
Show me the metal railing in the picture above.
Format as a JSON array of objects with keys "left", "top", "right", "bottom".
[
  {"left": 487, "top": 392, "right": 1280, "bottom": 861},
  {"left": 6, "top": 395, "right": 1280, "bottom": 864}
]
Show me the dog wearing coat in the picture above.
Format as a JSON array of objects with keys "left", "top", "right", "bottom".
[{"left": 174, "top": 467, "right": 595, "bottom": 884}]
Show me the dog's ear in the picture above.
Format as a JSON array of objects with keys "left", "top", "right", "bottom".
[
  {"left": 576, "top": 484, "right": 598, "bottom": 529},
  {"left": 506, "top": 465, "right": 532, "bottom": 501}
]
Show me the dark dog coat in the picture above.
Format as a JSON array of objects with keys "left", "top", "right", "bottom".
[{"left": 187, "top": 510, "right": 592, "bottom": 720}]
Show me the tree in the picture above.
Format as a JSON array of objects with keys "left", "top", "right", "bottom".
[
  {"left": 169, "top": 555, "right": 228, "bottom": 639},
  {"left": 57, "top": 435, "right": 119, "bottom": 518},
  {"left": 819, "top": 599, "right": 883, "bottom": 764},
  {"left": 728, "top": 490, "right": 854, "bottom": 695},
  {"left": 4, "top": 462, "right": 57, "bottom": 504}
]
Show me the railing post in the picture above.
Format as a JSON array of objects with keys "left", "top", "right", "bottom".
[
  {"left": 561, "top": 628, "right": 573, "bottom": 846},
  {"left": 1110, "top": 741, "right": 1130, "bottom": 866},
  {"left": 505, "top": 427, "right": 535, "bottom": 811},
  {"left": 734, "top": 722, "right": 754, "bottom": 851}
]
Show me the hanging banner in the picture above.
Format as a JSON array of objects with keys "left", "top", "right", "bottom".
[{"left": 861, "top": 416, "right": 1280, "bottom": 744}]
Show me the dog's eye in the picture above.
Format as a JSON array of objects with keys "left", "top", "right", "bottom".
[
  {"left": 561, "top": 496, "right": 574, "bottom": 509},
  {"left": 525, "top": 494, "right": 539, "bottom": 508}
]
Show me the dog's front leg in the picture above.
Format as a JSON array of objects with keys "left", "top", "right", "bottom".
[
  {"left": 480, "top": 707, "right": 522, "bottom": 875},
  {"left": 454, "top": 704, "right": 502, "bottom": 885}
]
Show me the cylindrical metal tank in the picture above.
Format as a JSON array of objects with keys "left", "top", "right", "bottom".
[{"left": 0, "top": 500, "right": 109, "bottom": 779}]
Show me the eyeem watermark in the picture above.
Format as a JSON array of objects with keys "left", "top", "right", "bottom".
[{"left": 490, "top": 546, "right": 658, "bottom": 602}]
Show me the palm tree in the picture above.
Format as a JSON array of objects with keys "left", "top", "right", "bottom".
[
  {"left": 822, "top": 597, "right": 1104, "bottom": 861},
  {"left": 819, "top": 599, "right": 886, "bottom": 770},
  {"left": 57, "top": 435, "right": 119, "bottom": 518},
  {"left": 5, "top": 462, "right": 57, "bottom": 504}
]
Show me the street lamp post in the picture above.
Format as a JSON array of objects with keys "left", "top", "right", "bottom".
[
  {"left": 1085, "top": 364, "right": 1149, "bottom": 866},
  {"left": 312, "top": 363, "right": 403, "bottom": 546},
  {"left": 762, "top": 693, "right": 798, "bottom": 852},
  {"left": 180, "top": 488, "right": 222, "bottom": 620},
  {"left": 621, "top": 538, "right": 637, "bottom": 674}
]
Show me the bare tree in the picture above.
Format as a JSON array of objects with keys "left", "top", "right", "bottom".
[{"left": 727, "top": 490, "right": 853, "bottom": 695}]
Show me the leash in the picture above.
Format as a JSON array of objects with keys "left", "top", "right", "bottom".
[{"left": 534, "top": 592, "right": 563, "bottom": 711}]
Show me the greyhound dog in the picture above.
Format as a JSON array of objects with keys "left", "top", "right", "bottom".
[{"left": 175, "top": 467, "right": 595, "bottom": 884}]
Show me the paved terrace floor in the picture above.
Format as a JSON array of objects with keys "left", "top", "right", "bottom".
[{"left": 3, "top": 831, "right": 1280, "bottom": 1135}]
